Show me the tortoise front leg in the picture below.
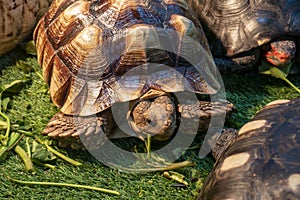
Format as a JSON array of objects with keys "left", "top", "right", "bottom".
[{"left": 43, "top": 109, "right": 115, "bottom": 150}]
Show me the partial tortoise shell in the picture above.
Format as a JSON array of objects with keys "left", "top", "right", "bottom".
[
  {"left": 186, "top": 0, "right": 300, "bottom": 57},
  {"left": 198, "top": 99, "right": 300, "bottom": 199},
  {"left": 0, "top": 0, "right": 52, "bottom": 56},
  {"left": 34, "top": 0, "right": 220, "bottom": 116}
]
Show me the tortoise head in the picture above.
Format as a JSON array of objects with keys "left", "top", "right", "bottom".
[{"left": 264, "top": 40, "right": 296, "bottom": 67}]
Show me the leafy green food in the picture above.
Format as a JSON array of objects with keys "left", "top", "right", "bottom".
[
  {"left": 1, "top": 79, "right": 29, "bottom": 95},
  {"left": 259, "top": 60, "right": 300, "bottom": 94},
  {"left": 0, "top": 58, "right": 82, "bottom": 169},
  {"left": 0, "top": 132, "right": 23, "bottom": 158},
  {"left": 22, "top": 41, "right": 37, "bottom": 56},
  {"left": 31, "top": 140, "right": 57, "bottom": 162}
]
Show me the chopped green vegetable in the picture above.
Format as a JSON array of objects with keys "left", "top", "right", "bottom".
[
  {"left": 259, "top": 61, "right": 300, "bottom": 94},
  {"left": 163, "top": 171, "right": 189, "bottom": 186},
  {"left": 14, "top": 145, "right": 34, "bottom": 172},
  {"left": 0, "top": 132, "right": 23, "bottom": 158},
  {"left": 32, "top": 140, "right": 57, "bottom": 162},
  {"left": 6, "top": 176, "right": 120, "bottom": 196}
]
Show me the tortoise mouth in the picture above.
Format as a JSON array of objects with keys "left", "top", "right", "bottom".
[
  {"left": 265, "top": 53, "right": 292, "bottom": 66},
  {"left": 264, "top": 40, "right": 296, "bottom": 66},
  {"left": 265, "top": 51, "right": 294, "bottom": 66}
]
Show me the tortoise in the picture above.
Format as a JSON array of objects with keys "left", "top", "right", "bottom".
[
  {"left": 198, "top": 99, "right": 300, "bottom": 199},
  {"left": 33, "top": 0, "right": 234, "bottom": 150},
  {"left": 0, "top": 0, "right": 52, "bottom": 57},
  {"left": 186, "top": 0, "right": 300, "bottom": 73}
]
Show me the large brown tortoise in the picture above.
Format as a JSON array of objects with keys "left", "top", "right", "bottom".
[
  {"left": 0, "top": 0, "right": 52, "bottom": 56},
  {"left": 198, "top": 98, "right": 300, "bottom": 199},
  {"left": 33, "top": 0, "right": 233, "bottom": 150},
  {"left": 186, "top": 0, "right": 300, "bottom": 73}
]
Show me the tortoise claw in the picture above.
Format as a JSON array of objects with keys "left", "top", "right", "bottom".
[{"left": 44, "top": 109, "right": 115, "bottom": 150}]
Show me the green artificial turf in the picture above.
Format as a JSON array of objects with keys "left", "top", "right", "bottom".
[{"left": 0, "top": 45, "right": 299, "bottom": 200}]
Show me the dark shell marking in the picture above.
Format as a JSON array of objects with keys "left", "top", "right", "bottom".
[{"left": 198, "top": 99, "right": 300, "bottom": 200}]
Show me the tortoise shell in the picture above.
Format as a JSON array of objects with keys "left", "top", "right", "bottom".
[
  {"left": 198, "top": 99, "right": 300, "bottom": 199},
  {"left": 34, "top": 0, "right": 220, "bottom": 117},
  {"left": 186, "top": 0, "right": 300, "bottom": 57},
  {"left": 0, "top": 0, "right": 51, "bottom": 56}
]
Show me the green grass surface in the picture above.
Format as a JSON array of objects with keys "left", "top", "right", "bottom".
[{"left": 0, "top": 46, "right": 299, "bottom": 200}]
